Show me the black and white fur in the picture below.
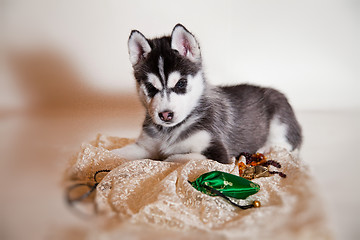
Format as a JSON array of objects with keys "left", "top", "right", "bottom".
[{"left": 113, "top": 24, "right": 302, "bottom": 164}]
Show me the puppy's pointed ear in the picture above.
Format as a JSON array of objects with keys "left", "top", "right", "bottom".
[
  {"left": 128, "top": 30, "right": 151, "bottom": 66},
  {"left": 171, "top": 24, "right": 201, "bottom": 62}
]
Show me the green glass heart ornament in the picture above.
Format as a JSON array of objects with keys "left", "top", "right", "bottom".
[{"left": 190, "top": 171, "right": 260, "bottom": 199}]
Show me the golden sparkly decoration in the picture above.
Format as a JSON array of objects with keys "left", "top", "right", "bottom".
[{"left": 237, "top": 152, "right": 287, "bottom": 179}]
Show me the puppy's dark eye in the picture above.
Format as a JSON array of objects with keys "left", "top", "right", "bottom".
[
  {"left": 175, "top": 79, "right": 187, "bottom": 89},
  {"left": 145, "top": 82, "right": 159, "bottom": 98},
  {"left": 173, "top": 78, "right": 187, "bottom": 94}
]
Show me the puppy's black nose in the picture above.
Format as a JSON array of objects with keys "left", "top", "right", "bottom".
[{"left": 158, "top": 111, "right": 174, "bottom": 122}]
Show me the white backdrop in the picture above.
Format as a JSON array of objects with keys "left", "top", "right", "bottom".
[{"left": 1, "top": 0, "right": 359, "bottom": 110}]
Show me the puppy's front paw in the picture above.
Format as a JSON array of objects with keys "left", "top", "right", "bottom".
[
  {"left": 164, "top": 153, "right": 206, "bottom": 163},
  {"left": 110, "top": 148, "right": 125, "bottom": 157},
  {"left": 109, "top": 143, "right": 151, "bottom": 160}
]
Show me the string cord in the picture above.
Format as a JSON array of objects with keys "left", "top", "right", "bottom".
[
  {"left": 188, "top": 181, "right": 255, "bottom": 210},
  {"left": 65, "top": 170, "right": 111, "bottom": 215}
]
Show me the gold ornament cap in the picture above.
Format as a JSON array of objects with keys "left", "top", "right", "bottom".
[{"left": 253, "top": 200, "right": 261, "bottom": 208}]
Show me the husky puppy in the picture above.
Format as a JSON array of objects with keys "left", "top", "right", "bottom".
[{"left": 112, "top": 24, "right": 302, "bottom": 164}]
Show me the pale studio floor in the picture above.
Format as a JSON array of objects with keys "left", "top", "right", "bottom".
[{"left": 1, "top": 102, "right": 359, "bottom": 239}]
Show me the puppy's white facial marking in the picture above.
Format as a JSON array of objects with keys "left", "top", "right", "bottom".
[
  {"left": 165, "top": 71, "right": 204, "bottom": 126},
  {"left": 149, "top": 71, "right": 204, "bottom": 127},
  {"left": 148, "top": 93, "right": 164, "bottom": 123},
  {"left": 167, "top": 71, "right": 181, "bottom": 89},
  {"left": 138, "top": 83, "right": 150, "bottom": 103},
  {"left": 137, "top": 79, "right": 162, "bottom": 123},
  {"left": 141, "top": 70, "right": 204, "bottom": 127},
  {"left": 147, "top": 73, "right": 163, "bottom": 91},
  {"left": 158, "top": 57, "right": 165, "bottom": 81},
  {"left": 258, "top": 116, "right": 292, "bottom": 153}
]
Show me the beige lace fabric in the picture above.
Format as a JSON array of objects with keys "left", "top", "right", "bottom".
[{"left": 65, "top": 135, "right": 332, "bottom": 239}]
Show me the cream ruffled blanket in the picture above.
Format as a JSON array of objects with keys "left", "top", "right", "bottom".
[{"left": 64, "top": 135, "right": 332, "bottom": 240}]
